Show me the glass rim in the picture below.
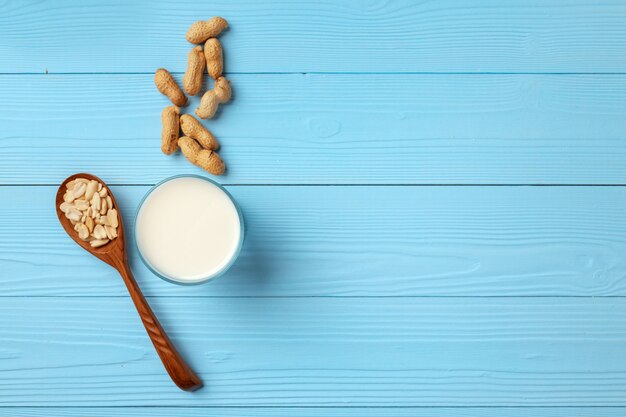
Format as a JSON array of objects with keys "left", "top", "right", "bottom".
[{"left": 133, "top": 174, "right": 245, "bottom": 286}]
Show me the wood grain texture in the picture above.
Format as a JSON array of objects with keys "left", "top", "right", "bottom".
[
  {"left": 1, "top": 0, "right": 626, "bottom": 73},
  {"left": 1, "top": 74, "right": 626, "bottom": 184},
  {"left": 3, "top": 408, "right": 626, "bottom": 417},
  {"left": 2, "top": 297, "right": 626, "bottom": 406},
  {"left": 3, "top": 185, "right": 626, "bottom": 297},
  {"left": 2, "top": 1, "right": 625, "bottom": 411}
]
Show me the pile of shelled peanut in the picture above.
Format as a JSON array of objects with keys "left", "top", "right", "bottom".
[{"left": 59, "top": 178, "right": 119, "bottom": 247}]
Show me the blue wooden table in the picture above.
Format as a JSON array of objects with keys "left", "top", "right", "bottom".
[{"left": 2, "top": 0, "right": 626, "bottom": 415}]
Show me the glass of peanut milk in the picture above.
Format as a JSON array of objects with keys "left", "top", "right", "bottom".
[{"left": 134, "top": 175, "right": 244, "bottom": 285}]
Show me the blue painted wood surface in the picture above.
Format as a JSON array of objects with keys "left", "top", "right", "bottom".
[
  {"left": 1, "top": 0, "right": 626, "bottom": 415},
  {"left": 2, "top": 74, "right": 626, "bottom": 184},
  {"left": 2, "top": 0, "right": 626, "bottom": 73},
  {"left": 3, "top": 185, "right": 626, "bottom": 297},
  {"left": 3, "top": 297, "right": 626, "bottom": 406},
  {"left": 4, "top": 410, "right": 626, "bottom": 417}
]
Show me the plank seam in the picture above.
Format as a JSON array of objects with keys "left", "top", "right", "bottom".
[
  {"left": 2, "top": 296, "right": 626, "bottom": 299},
  {"left": 4, "top": 72, "right": 626, "bottom": 75},
  {"left": 1, "top": 405, "right": 626, "bottom": 409},
  {"left": 4, "top": 184, "right": 626, "bottom": 187}
]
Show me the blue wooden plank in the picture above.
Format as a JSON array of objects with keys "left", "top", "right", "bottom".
[
  {"left": 1, "top": 0, "right": 626, "bottom": 73},
  {"left": 1, "top": 74, "right": 625, "bottom": 184},
  {"left": 2, "top": 408, "right": 626, "bottom": 417},
  {"left": 1, "top": 297, "right": 626, "bottom": 406},
  {"left": 2, "top": 185, "right": 626, "bottom": 297}
]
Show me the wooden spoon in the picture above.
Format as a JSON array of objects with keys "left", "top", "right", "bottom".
[{"left": 55, "top": 173, "right": 203, "bottom": 391}]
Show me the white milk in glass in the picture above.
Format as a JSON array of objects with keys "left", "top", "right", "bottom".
[{"left": 135, "top": 176, "right": 242, "bottom": 284}]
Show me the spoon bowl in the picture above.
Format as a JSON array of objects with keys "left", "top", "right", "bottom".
[
  {"left": 55, "top": 173, "right": 203, "bottom": 391},
  {"left": 55, "top": 173, "right": 126, "bottom": 267}
]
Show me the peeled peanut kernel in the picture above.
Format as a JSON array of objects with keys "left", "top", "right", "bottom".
[
  {"left": 59, "top": 202, "right": 73, "bottom": 213},
  {"left": 107, "top": 209, "right": 119, "bottom": 228},
  {"left": 91, "top": 192, "right": 101, "bottom": 212},
  {"left": 72, "top": 182, "right": 86, "bottom": 199},
  {"left": 85, "top": 180, "right": 98, "bottom": 200},
  {"left": 63, "top": 192, "right": 75, "bottom": 203},
  {"left": 66, "top": 208, "right": 81, "bottom": 222},
  {"left": 74, "top": 199, "right": 89, "bottom": 211},
  {"left": 85, "top": 216, "right": 94, "bottom": 233},
  {"left": 76, "top": 223, "right": 90, "bottom": 241},
  {"left": 93, "top": 224, "right": 107, "bottom": 240},
  {"left": 105, "top": 225, "right": 117, "bottom": 240},
  {"left": 90, "top": 239, "right": 110, "bottom": 248}
]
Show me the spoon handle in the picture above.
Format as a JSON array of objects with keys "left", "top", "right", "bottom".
[{"left": 115, "top": 259, "right": 203, "bottom": 391}]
